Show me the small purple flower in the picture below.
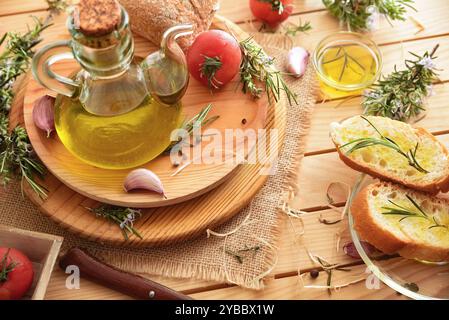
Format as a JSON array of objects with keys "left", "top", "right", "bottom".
[
  {"left": 364, "top": 91, "right": 381, "bottom": 99},
  {"left": 261, "top": 55, "right": 274, "bottom": 66},
  {"left": 418, "top": 56, "right": 436, "bottom": 70},
  {"left": 120, "top": 212, "right": 136, "bottom": 229}
]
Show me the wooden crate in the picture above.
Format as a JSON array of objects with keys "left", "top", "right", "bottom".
[{"left": 0, "top": 225, "right": 63, "bottom": 300}]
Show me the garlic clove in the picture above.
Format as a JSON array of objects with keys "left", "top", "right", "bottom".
[
  {"left": 287, "top": 47, "right": 309, "bottom": 78},
  {"left": 33, "top": 95, "right": 55, "bottom": 138},
  {"left": 124, "top": 168, "right": 166, "bottom": 198}
]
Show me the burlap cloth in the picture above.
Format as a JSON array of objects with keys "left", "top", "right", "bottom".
[{"left": 0, "top": 34, "right": 317, "bottom": 290}]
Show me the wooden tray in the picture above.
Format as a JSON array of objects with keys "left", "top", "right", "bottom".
[
  {"left": 0, "top": 225, "right": 63, "bottom": 299},
  {"left": 23, "top": 18, "right": 269, "bottom": 208},
  {"left": 10, "top": 15, "right": 286, "bottom": 247}
]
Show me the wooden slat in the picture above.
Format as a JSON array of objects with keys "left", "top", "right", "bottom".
[
  {"left": 0, "top": 0, "right": 48, "bottom": 17},
  {"left": 219, "top": 0, "right": 325, "bottom": 23},
  {"left": 192, "top": 257, "right": 449, "bottom": 299},
  {"left": 239, "top": 0, "right": 449, "bottom": 52},
  {"left": 307, "top": 82, "right": 449, "bottom": 154},
  {"left": 45, "top": 268, "right": 221, "bottom": 299},
  {"left": 191, "top": 263, "right": 402, "bottom": 300},
  {"left": 0, "top": 0, "right": 325, "bottom": 20}
]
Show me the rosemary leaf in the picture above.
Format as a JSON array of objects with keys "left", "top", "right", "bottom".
[
  {"left": 284, "top": 19, "right": 312, "bottom": 36},
  {"left": 238, "top": 37, "right": 298, "bottom": 106},
  {"left": 323, "top": 0, "right": 416, "bottom": 32},
  {"left": 363, "top": 45, "right": 439, "bottom": 122},
  {"left": 87, "top": 205, "right": 143, "bottom": 240},
  {"left": 0, "top": 18, "right": 52, "bottom": 198},
  {"left": 225, "top": 245, "right": 262, "bottom": 264},
  {"left": 381, "top": 195, "right": 448, "bottom": 230},
  {"left": 340, "top": 116, "right": 428, "bottom": 173},
  {"left": 165, "top": 103, "right": 219, "bottom": 153}
]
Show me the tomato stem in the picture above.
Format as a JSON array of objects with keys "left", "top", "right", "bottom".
[
  {"left": 258, "top": 0, "right": 284, "bottom": 14},
  {"left": 200, "top": 55, "right": 223, "bottom": 90},
  {"left": 0, "top": 249, "right": 17, "bottom": 282}
]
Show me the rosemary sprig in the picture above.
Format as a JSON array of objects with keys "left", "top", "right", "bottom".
[
  {"left": 0, "top": 249, "right": 17, "bottom": 282},
  {"left": 239, "top": 37, "right": 298, "bottom": 106},
  {"left": 363, "top": 45, "right": 439, "bottom": 122},
  {"left": 0, "top": 17, "right": 52, "bottom": 198},
  {"left": 200, "top": 55, "right": 223, "bottom": 90},
  {"left": 323, "top": 0, "right": 416, "bottom": 31},
  {"left": 87, "top": 205, "right": 143, "bottom": 240},
  {"left": 340, "top": 116, "right": 428, "bottom": 173},
  {"left": 382, "top": 195, "right": 448, "bottom": 230},
  {"left": 225, "top": 245, "right": 262, "bottom": 264},
  {"left": 313, "top": 255, "right": 351, "bottom": 295},
  {"left": 165, "top": 103, "right": 219, "bottom": 153},
  {"left": 284, "top": 19, "right": 312, "bottom": 36}
]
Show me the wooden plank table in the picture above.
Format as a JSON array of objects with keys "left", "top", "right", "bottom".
[{"left": 2, "top": 0, "right": 448, "bottom": 300}]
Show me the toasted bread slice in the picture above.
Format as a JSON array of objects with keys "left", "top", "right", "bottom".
[
  {"left": 351, "top": 182, "right": 449, "bottom": 262},
  {"left": 330, "top": 115, "right": 449, "bottom": 194}
]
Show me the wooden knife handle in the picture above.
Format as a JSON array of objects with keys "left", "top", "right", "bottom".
[{"left": 59, "top": 247, "right": 192, "bottom": 300}]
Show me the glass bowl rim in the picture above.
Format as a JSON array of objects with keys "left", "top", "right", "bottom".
[
  {"left": 348, "top": 210, "right": 446, "bottom": 300},
  {"left": 312, "top": 31, "right": 384, "bottom": 91}
]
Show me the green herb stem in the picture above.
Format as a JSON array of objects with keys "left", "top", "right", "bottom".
[
  {"left": 87, "top": 205, "right": 143, "bottom": 240},
  {"left": 340, "top": 116, "right": 429, "bottom": 173},
  {"left": 382, "top": 194, "right": 448, "bottom": 230},
  {"left": 363, "top": 45, "right": 439, "bottom": 122},
  {"left": 239, "top": 37, "right": 298, "bottom": 106},
  {"left": 323, "top": 0, "right": 416, "bottom": 32}
]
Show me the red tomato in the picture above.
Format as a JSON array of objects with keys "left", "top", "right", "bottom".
[
  {"left": 187, "top": 30, "right": 242, "bottom": 89},
  {"left": 0, "top": 248, "right": 34, "bottom": 300},
  {"left": 250, "top": 0, "right": 293, "bottom": 28}
]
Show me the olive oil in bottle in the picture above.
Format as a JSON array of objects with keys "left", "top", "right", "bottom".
[{"left": 55, "top": 95, "right": 183, "bottom": 169}]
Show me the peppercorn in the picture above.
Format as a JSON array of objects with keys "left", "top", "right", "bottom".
[
  {"left": 241, "top": 118, "right": 247, "bottom": 125},
  {"left": 310, "top": 269, "right": 319, "bottom": 279}
]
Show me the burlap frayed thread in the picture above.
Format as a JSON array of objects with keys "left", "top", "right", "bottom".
[{"left": 0, "top": 34, "right": 317, "bottom": 290}]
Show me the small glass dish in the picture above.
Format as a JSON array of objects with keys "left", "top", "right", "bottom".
[
  {"left": 312, "top": 32, "right": 383, "bottom": 98},
  {"left": 349, "top": 211, "right": 449, "bottom": 300}
]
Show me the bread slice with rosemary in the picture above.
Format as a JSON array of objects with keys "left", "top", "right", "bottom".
[
  {"left": 330, "top": 115, "right": 449, "bottom": 195},
  {"left": 351, "top": 182, "right": 449, "bottom": 262}
]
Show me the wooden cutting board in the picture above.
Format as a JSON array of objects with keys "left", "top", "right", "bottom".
[
  {"left": 11, "top": 15, "right": 287, "bottom": 247},
  {"left": 23, "top": 16, "right": 269, "bottom": 208}
]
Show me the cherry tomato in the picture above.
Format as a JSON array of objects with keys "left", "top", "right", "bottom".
[
  {"left": 249, "top": 0, "right": 293, "bottom": 28},
  {"left": 187, "top": 30, "right": 242, "bottom": 89},
  {"left": 0, "top": 248, "right": 34, "bottom": 300}
]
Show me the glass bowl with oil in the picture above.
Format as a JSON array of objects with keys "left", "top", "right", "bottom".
[{"left": 312, "top": 32, "right": 383, "bottom": 98}]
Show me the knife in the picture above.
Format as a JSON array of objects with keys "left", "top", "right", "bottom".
[{"left": 59, "top": 247, "right": 192, "bottom": 300}]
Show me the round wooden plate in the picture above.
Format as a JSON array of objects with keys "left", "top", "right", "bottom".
[
  {"left": 23, "top": 17, "right": 269, "bottom": 208},
  {"left": 12, "top": 15, "right": 286, "bottom": 247}
]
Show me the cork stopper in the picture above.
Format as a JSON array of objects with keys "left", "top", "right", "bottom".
[{"left": 73, "top": 0, "right": 121, "bottom": 37}]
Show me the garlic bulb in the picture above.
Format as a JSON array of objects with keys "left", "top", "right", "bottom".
[
  {"left": 287, "top": 47, "right": 309, "bottom": 78},
  {"left": 123, "top": 168, "right": 166, "bottom": 197},
  {"left": 32, "top": 95, "right": 55, "bottom": 137}
]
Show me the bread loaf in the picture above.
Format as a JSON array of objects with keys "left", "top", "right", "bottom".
[{"left": 119, "top": 0, "right": 219, "bottom": 50}]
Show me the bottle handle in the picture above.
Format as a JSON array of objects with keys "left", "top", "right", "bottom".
[{"left": 32, "top": 40, "right": 80, "bottom": 98}]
